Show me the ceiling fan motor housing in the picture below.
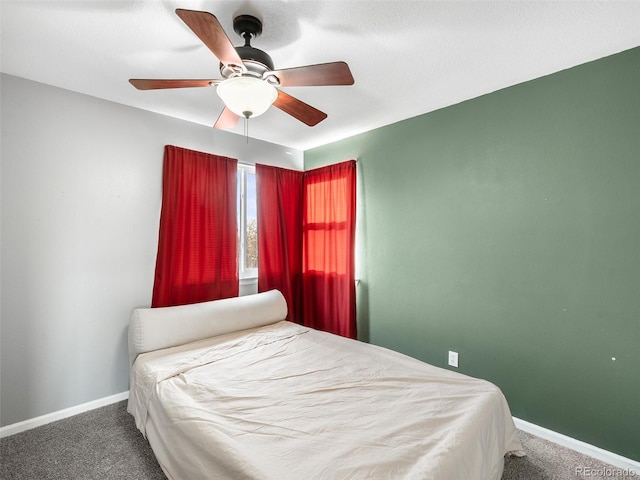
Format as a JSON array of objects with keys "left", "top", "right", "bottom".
[
  {"left": 220, "top": 15, "right": 275, "bottom": 79},
  {"left": 236, "top": 45, "right": 274, "bottom": 71}
]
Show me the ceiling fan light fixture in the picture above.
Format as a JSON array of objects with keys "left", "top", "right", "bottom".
[{"left": 217, "top": 76, "right": 277, "bottom": 118}]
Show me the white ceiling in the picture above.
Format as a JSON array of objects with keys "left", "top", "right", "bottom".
[{"left": 2, "top": 1, "right": 639, "bottom": 151}]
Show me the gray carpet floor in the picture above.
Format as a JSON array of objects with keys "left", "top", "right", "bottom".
[{"left": 0, "top": 400, "right": 628, "bottom": 479}]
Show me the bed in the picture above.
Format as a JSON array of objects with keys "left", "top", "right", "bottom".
[{"left": 128, "top": 290, "right": 524, "bottom": 480}]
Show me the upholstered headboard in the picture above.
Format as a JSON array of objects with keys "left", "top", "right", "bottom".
[{"left": 128, "top": 289, "right": 288, "bottom": 367}]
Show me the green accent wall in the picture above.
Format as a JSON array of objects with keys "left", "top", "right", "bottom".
[{"left": 305, "top": 47, "right": 640, "bottom": 461}]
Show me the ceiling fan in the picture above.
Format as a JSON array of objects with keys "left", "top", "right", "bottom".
[{"left": 129, "top": 9, "right": 354, "bottom": 130}]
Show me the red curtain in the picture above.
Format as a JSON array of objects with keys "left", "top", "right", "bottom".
[
  {"left": 256, "top": 160, "right": 356, "bottom": 338},
  {"left": 302, "top": 161, "right": 357, "bottom": 338},
  {"left": 152, "top": 145, "right": 238, "bottom": 307},
  {"left": 256, "top": 164, "right": 304, "bottom": 324}
]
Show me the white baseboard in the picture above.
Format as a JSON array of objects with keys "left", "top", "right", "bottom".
[
  {"left": 0, "top": 391, "right": 129, "bottom": 439},
  {"left": 513, "top": 417, "right": 639, "bottom": 474}
]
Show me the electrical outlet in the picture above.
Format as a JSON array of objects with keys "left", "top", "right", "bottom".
[{"left": 448, "top": 351, "right": 459, "bottom": 368}]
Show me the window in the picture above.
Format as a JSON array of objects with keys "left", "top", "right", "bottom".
[{"left": 238, "top": 164, "right": 258, "bottom": 279}]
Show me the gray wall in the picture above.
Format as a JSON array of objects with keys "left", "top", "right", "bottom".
[
  {"left": 0, "top": 73, "right": 301, "bottom": 426},
  {"left": 306, "top": 47, "right": 640, "bottom": 461}
]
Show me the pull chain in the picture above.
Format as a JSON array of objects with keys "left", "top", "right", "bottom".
[{"left": 243, "top": 114, "right": 250, "bottom": 143}]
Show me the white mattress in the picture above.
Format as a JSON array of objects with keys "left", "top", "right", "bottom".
[{"left": 129, "top": 321, "right": 523, "bottom": 480}]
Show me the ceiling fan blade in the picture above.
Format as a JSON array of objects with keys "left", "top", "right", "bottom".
[
  {"left": 175, "top": 9, "right": 244, "bottom": 69},
  {"left": 129, "top": 79, "right": 220, "bottom": 90},
  {"left": 214, "top": 107, "right": 240, "bottom": 130},
  {"left": 273, "top": 90, "right": 328, "bottom": 126},
  {"left": 269, "top": 61, "right": 354, "bottom": 87}
]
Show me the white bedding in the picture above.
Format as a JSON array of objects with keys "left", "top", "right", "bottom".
[{"left": 129, "top": 321, "right": 523, "bottom": 480}]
